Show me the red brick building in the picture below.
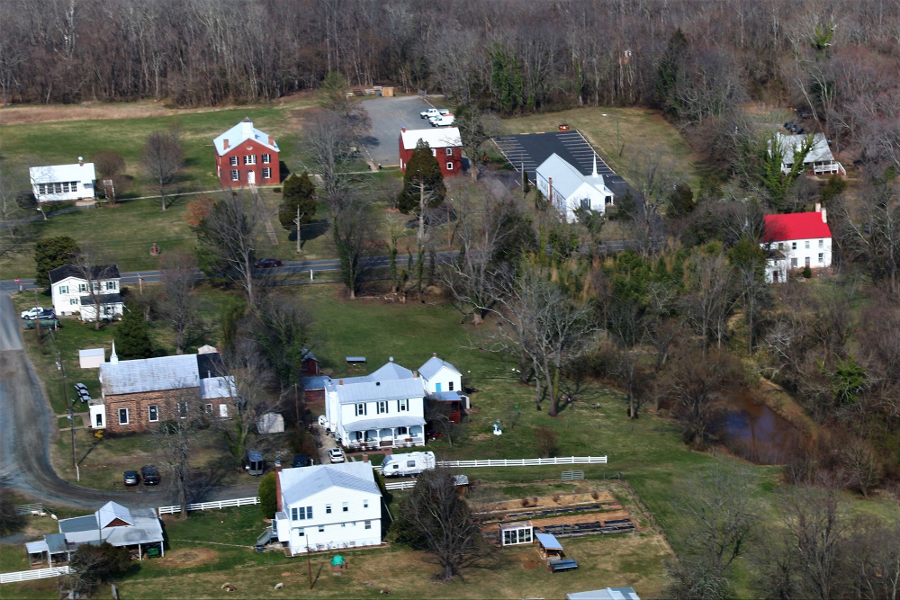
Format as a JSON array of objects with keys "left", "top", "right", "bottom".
[
  {"left": 213, "top": 118, "right": 280, "bottom": 187},
  {"left": 399, "top": 127, "right": 463, "bottom": 178}
]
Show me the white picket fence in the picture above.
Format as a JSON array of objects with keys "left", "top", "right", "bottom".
[
  {"left": 158, "top": 496, "right": 259, "bottom": 515},
  {"left": 0, "top": 566, "right": 71, "bottom": 585},
  {"left": 435, "top": 456, "right": 607, "bottom": 468}
]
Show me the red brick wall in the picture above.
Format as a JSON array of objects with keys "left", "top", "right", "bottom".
[
  {"left": 399, "top": 136, "right": 463, "bottom": 178},
  {"left": 216, "top": 139, "right": 280, "bottom": 188}
]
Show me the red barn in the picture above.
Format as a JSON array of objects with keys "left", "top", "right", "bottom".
[
  {"left": 399, "top": 127, "right": 463, "bottom": 178},
  {"left": 213, "top": 118, "right": 280, "bottom": 187}
]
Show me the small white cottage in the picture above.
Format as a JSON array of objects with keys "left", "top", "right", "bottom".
[{"left": 29, "top": 158, "right": 96, "bottom": 203}]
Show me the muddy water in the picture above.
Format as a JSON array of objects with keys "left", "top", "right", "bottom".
[{"left": 724, "top": 392, "right": 804, "bottom": 464}]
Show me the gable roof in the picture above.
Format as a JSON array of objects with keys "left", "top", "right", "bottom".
[
  {"left": 30, "top": 163, "right": 96, "bottom": 184},
  {"left": 96, "top": 502, "right": 132, "bottom": 528},
  {"left": 330, "top": 377, "right": 426, "bottom": 404},
  {"left": 369, "top": 361, "right": 414, "bottom": 380},
  {"left": 419, "top": 356, "right": 460, "bottom": 380},
  {"left": 400, "top": 127, "right": 462, "bottom": 151},
  {"left": 280, "top": 462, "right": 380, "bottom": 506},
  {"left": 762, "top": 212, "right": 832, "bottom": 242},
  {"left": 49, "top": 264, "right": 120, "bottom": 284},
  {"left": 100, "top": 354, "right": 200, "bottom": 396},
  {"left": 775, "top": 133, "right": 834, "bottom": 165},
  {"left": 536, "top": 153, "right": 611, "bottom": 200},
  {"left": 213, "top": 118, "right": 279, "bottom": 155}
]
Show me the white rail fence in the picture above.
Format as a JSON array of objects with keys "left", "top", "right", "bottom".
[
  {"left": 0, "top": 566, "right": 71, "bottom": 584},
  {"left": 158, "top": 497, "right": 259, "bottom": 515},
  {"left": 436, "top": 456, "right": 607, "bottom": 468}
]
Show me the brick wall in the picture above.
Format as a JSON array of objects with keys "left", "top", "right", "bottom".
[{"left": 105, "top": 390, "right": 199, "bottom": 433}]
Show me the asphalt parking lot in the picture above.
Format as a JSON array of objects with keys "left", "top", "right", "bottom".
[
  {"left": 361, "top": 95, "right": 437, "bottom": 166},
  {"left": 493, "top": 131, "right": 636, "bottom": 199}
]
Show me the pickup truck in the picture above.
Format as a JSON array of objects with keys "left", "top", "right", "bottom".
[
  {"left": 431, "top": 114, "right": 455, "bottom": 127},
  {"left": 420, "top": 108, "right": 449, "bottom": 120}
]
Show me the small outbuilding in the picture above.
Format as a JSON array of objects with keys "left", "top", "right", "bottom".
[
  {"left": 535, "top": 532, "right": 565, "bottom": 561},
  {"left": 30, "top": 158, "right": 96, "bottom": 203},
  {"left": 500, "top": 521, "right": 534, "bottom": 546},
  {"left": 257, "top": 413, "right": 285, "bottom": 434},
  {"left": 78, "top": 348, "right": 105, "bottom": 369}
]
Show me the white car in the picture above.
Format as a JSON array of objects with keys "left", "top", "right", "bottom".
[
  {"left": 20, "top": 306, "right": 47, "bottom": 320},
  {"left": 420, "top": 108, "right": 449, "bottom": 120},
  {"left": 328, "top": 448, "right": 345, "bottom": 463},
  {"left": 431, "top": 114, "right": 455, "bottom": 127}
]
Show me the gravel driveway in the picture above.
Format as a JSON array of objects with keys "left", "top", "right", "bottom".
[{"left": 361, "top": 95, "right": 438, "bottom": 166}]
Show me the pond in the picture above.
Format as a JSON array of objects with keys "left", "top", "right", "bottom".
[{"left": 723, "top": 391, "right": 804, "bottom": 465}]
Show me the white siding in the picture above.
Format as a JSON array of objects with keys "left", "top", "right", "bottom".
[
  {"left": 51, "top": 276, "right": 123, "bottom": 320},
  {"left": 763, "top": 237, "right": 832, "bottom": 283},
  {"left": 279, "top": 486, "right": 381, "bottom": 554},
  {"left": 422, "top": 366, "right": 462, "bottom": 395}
]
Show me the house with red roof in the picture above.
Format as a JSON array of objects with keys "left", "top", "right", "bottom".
[
  {"left": 213, "top": 118, "right": 280, "bottom": 188},
  {"left": 761, "top": 205, "right": 832, "bottom": 283}
]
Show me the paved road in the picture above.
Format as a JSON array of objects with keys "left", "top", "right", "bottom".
[
  {"left": 0, "top": 293, "right": 258, "bottom": 510},
  {"left": 361, "top": 95, "right": 434, "bottom": 166}
]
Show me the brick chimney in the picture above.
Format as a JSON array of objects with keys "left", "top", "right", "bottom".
[
  {"left": 362, "top": 453, "right": 369, "bottom": 463},
  {"left": 815, "top": 202, "right": 821, "bottom": 213},
  {"left": 821, "top": 208, "right": 827, "bottom": 223},
  {"left": 413, "top": 371, "right": 419, "bottom": 378},
  {"left": 339, "top": 379, "right": 343, "bottom": 386},
  {"left": 433, "top": 352, "right": 437, "bottom": 358},
  {"left": 223, "top": 139, "right": 229, "bottom": 151},
  {"left": 274, "top": 460, "right": 283, "bottom": 513},
  {"left": 268, "top": 136, "right": 275, "bottom": 146},
  {"left": 401, "top": 127, "right": 406, "bottom": 133}
]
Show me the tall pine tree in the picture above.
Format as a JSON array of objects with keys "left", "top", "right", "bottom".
[
  {"left": 278, "top": 172, "right": 317, "bottom": 231},
  {"left": 115, "top": 302, "right": 153, "bottom": 359},
  {"left": 33, "top": 236, "right": 80, "bottom": 288},
  {"left": 397, "top": 140, "right": 446, "bottom": 214}
]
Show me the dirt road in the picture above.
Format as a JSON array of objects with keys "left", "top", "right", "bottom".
[{"left": 0, "top": 294, "right": 256, "bottom": 510}]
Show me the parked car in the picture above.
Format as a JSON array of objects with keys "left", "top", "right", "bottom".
[
  {"left": 244, "top": 450, "right": 265, "bottom": 475},
  {"left": 123, "top": 470, "right": 140, "bottom": 486},
  {"left": 420, "top": 108, "right": 448, "bottom": 119},
  {"left": 381, "top": 451, "right": 435, "bottom": 477},
  {"left": 292, "top": 454, "right": 313, "bottom": 468},
  {"left": 74, "top": 383, "right": 88, "bottom": 394},
  {"left": 431, "top": 114, "right": 455, "bottom": 127},
  {"left": 20, "top": 307, "right": 47, "bottom": 320},
  {"left": 328, "top": 448, "right": 345, "bottom": 463},
  {"left": 254, "top": 258, "right": 283, "bottom": 269},
  {"left": 140, "top": 465, "right": 161, "bottom": 485}
]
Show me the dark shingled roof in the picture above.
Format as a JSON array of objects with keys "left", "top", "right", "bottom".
[{"left": 49, "top": 263, "right": 120, "bottom": 284}]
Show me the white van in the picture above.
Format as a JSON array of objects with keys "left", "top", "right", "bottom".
[
  {"left": 381, "top": 451, "right": 436, "bottom": 477},
  {"left": 431, "top": 114, "right": 455, "bottom": 127}
]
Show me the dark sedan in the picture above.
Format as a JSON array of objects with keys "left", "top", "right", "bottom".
[
  {"left": 141, "top": 465, "right": 161, "bottom": 485},
  {"left": 254, "top": 258, "right": 283, "bottom": 269},
  {"left": 123, "top": 470, "right": 140, "bottom": 486}
]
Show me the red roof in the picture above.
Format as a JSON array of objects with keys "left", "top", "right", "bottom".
[{"left": 763, "top": 212, "right": 831, "bottom": 242}]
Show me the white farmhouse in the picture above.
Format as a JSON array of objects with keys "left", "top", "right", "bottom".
[
  {"left": 29, "top": 158, "right": 96, "bottom": 203},
  {"left": 774, "top": 133, "right": 844, "bottom": 176},
  {"left": 761, "top": 206, "right": 832, "bottom": 283},
  {"left": 273, "top": 461, "right": 382, "bottom": 555},
  {"left": 419, "top": 353, "right": 462, "bottom": 394},
  {"left": 49, "top": 264, "right": 123, "bottom": 321},
  {"left": 535, "top": 153, "right": 614, "bottom": 223}
]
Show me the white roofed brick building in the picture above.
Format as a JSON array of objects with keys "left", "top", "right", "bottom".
[
  {"left": 213, "top": 118, "right": 280, "bottom": 187},
  {"left": 29, "top": 158, "right": 96, "bottom": 203},
  {"left": 272, "top": 461, "right": 382, "bottom": 555},
  {"left": 536, "top": 153, "right": 614, "bottom": 223},
  {"left": 398, "top": 126, "right": 463, "bottom": 177}
]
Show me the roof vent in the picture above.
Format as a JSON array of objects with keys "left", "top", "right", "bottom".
[
  {"left": 376, "top": 381, "right": 381, "bottom": 386},
  {"left": 433, "top": 353, "right": 437, "bottom": 358},
  {"left": 389, "top": 356, "right": 394, "bottom": 362}
]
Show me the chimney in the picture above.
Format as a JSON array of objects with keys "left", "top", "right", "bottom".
[
  {"left": 274, "top": 460, "right": 283, "bottom": 513},
  {"left": 223, "top": 139, "right": 229, "bottom": 151},
  {"left": 268, "top": 136, "right": 274, "bottom": 146},
  {"left": 362, "top": 454, "right": 369, "bottom": 463},
  {"left": 821, "top": 208, "right": 827, "bottom": 223},
  {"left": 339, "top": 379, "right": 343, "bottom": 386},
  {"left": 401, "top": 127, "right": 406, "bottom": 133},
  {"left": 413, "top": 371, "right": 419, "bottom": 378},
  {"left": 241, "top": 118, "right": 253, "bottom": 137},
  {"left": 433, "top": 353, "right": 437, "bottom": 358},
  {"left": 815, "top": 202, "right": 821, "bottom": 213},
  {"left": 78, "top": 156, "right": 84, "bottom": 166}
]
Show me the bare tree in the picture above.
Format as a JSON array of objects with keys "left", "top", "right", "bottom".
[
  {"left": 153, "top": 385, "right": 207, "bottom": 518},
  {"left": 664, "top": 350, "right": 740, "bottom": 448},
  {"left": 142, "top": 127, "right": 183, "bottom": 211},
  {"left": 71, "top": 248, "right": 119, "bottom": 331},
  {"left": 217, "top": 339, "right": 276, "bottom": 462},
  {"left": 623, "top": 149, "right": 681, "bottom": 254},
  {"left": 682, "top": 251, "right": 735, "bottom": 353},
  {"left": 331, "top": 193, "right": 378, "bottom": 299},
  {"left": 395, "top": 467, "right": 487, "bottom": 580},
  {"left": 196, "top": 190, "right": 263, "bottom": 307},
  {"left": 159, "top": 250, "right": 199, "bottom": 354},
  {"left": 304, "top": 110, "right": 356, "bottom": 207}
]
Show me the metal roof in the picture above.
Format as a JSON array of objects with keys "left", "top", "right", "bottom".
[
  {"left": 100, "top": 354, "right": 199, "bottom": 396},
  {"left": 300, "top": 376, "right": 331, "bottom": 390},
  {"left": 343, "top": 416, "right": 425, "bottom": 432},
  {"left": 213, "top": 118, "right": 279, "bottom": 155},
  {"left": 566, "top": 588, "right": 641, "bottom": 600},
  {"left": 535, "top": 532, "right": 563, "bottom": 550},
  {"left": 45, "top": 534, "right": 69, "bottom": 555},
  {"left": 419, "top": 356, "right": 460, "bottom": 380},
  {"left": 400, "top": 127, "right": 462, "bottom": 151},
  {"left": 370, "top": 361, "right": 414, "bottom": 380},
  {"left": 30, "top": 162, "right": 96, "bottom": 184},
  {"left": 55, "top": 503, "right": 163, "bottom": 549},
  {"left": 80, "top": 293, "right": 121, "bottom": 306},
  {"left": 536, "top": 153, "right": 612, "bottom": 200},
  {"left": 97, "top": 502, "right": 132, "bottom": 528},
  {"left": 280, "top": 462, "right": 380, "bottom": 507},
  {"left": 332, "top": 377, "right": 426, "bottom": 404},
  {"left": 79, "top": 348, "right": 105, "bottom": 358},
  {"left": 200, "top": 375, "right": 236, "bottom": 400},
  {"left": 430, "top": 391, "right": 462, "bottom": 402},
  {"left": 49, "top": 264, "right": 120, "bottom": 284},
  {"left": 775, "top": 133, "right": 834, "bottom": 165},
  {"left": 762, "top": 212, "right": 832, "bottom": 242}
]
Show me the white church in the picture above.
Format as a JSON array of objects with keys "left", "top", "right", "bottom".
[{"left": 535, "top": 153, "right": 614, "bottom": 223}]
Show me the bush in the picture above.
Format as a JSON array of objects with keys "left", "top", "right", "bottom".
[
  {"left": 0, "top": 493, "right": 25, "bottom": 535},
  {"left": 273, "top": 187, "right": 282, "bottom": 194},
  {"left": 258, "top": 472, "right": 277, "bottom": 518},
  {"left": 534, "top": 426, "right": 558, "bottom": 458},
  {"left": 802, "top": 266, "right": 812, "bottom": 279},
  {"left": 69, "top": 541, "right": 132, "bottom": 593}
]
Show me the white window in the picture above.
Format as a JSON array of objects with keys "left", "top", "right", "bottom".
[
  {"left": 363, "top": 499, "right": 369, "bottom": 509},
  {"left": 58, "top": 285, "right": 69, "bottom": 294},
  {"left": 244, "top": 155, "right": 256, "bottom": 165},
  {"left": 431, "top": 149, "right": 436, "bottom": 156},
  {"left": 355, "top": 403, "right": 367, "bottom": 416},
  {"left": 446, "top": 162, "right": 454, "bottom": 170},
  {"left": 78, "top": 283, "right": 87, "bottom": 293},
  {"left": 818, "top": 253, "right": 824, "bottom": 263},
  {"left": 55, "top": 183, "right": 63, "bottom": 193},
  {"left": 118, "top": 408, "right": 129, "bottom": 425},
  {"left": 148, "top": 405, "right": 159, "bottom": 422},
  {"left": 318, "top": 525, "right": 325, "bottom": 532},
  {"left": 178, "top": 401, "right": 188, "bottom": 418},
  {"left": 231, "top": 170, "right": 240, "bottom": 181},
  {"left": 205, "top": 403, "right": 214, "bottom": 415},
  {"left": 38, "top": 184, "right": 46, "bottom": 195},
  {"left": 262, "top": 167, "right": 272, "bottom": 179},
  {"left": 106, "top": 281, "right": 117, "bottom": 291},
  {"left": 262, "top": 153, "right": 271, "bottom": 164},
  {"left": 69, "top": 298, "right": 78, "bottom": 306},
  {"left": 805, "top": 240, "right": 810, "bottom": 249},
  {"left": 229, "top": 156, "right": 238, "bottom": 166},
  {"left": 398, "top": 399, "right": 408, "bottom": 412},
  {"left": 219, "top": 404, "right": 228, "bottom": 418},
  {"left": 95, "top": 413, "right": 103, "bottom": 427},
  {"left": 445, "top": 148, "right": 453, "bottom": 156},
  {"left": 292, "top": 506, "right": 312, "bottom": 520},
  {"left": 326, "top": 504, "right": 332, "bottom": 514},
  {"left": 62, "top": 182, "right": 70, "bottom": 193},
  {"left": 296, "top": 528, "right": 304, "bottom": 535},
  {"left": 377, "top": 401, "right": 387, "bottom": 414},
  {"left": 70, "top": 182, "right": 78, "bottom": 192},
  {"left": 342, "top": 502, "right": 349, "bottom": 513},
  {"left": 364, "top": 521, "right": 372, "bottom": 530},
  {"left": 819, "top": 239, "right": 824, "bottom": 248}
]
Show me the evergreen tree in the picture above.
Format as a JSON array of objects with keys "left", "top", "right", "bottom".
[
  {"left": 33, "top": 236, "right": 80, "bottom": 288},
  {"left": 668, "top": 183, "right": 696, "bottom": 218},
  {"left": 258, "top": 472, "right": 277, "bottom": 518},
  {"left": 115, "top": 302, "right": 153, "bottom": 359},
  {"left": 278, "top": 172, "right": 317, "bottom": 231},
  {"left": 397, "top": 140, "right": 446, "bottom": 214},
  {"left": 655, "top": 29, "right": 688, "bottom": 118}
]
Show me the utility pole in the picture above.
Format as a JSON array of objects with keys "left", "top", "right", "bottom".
[
  {"left": 52, "top": 331, "right": 79, "bottom": 481},
  {"left": 306, "top": 542, "right": 313, "bottom": 589},
  {"left": 294, "top": 383, "right": 300, "bottom": 428}
]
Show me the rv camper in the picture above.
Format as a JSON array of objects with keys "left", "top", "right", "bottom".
[{"left": 381, "top": 451, "right": 436, "bottom": 477}]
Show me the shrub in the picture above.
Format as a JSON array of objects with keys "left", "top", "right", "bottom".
[
  {"left": 0, "top": 493, "right": 25, "bottom": 535},
  {"left": 802, "top": 265, "right": 813, "bottom": 279},
  {"left": 273, "top": 187, "right": 282, "bottom": 194},
  {"left": 520, "top": 498, "right": 530, "bottom": 507},
  {"left": 534, "top": 426, "right": 558, "bottom": 458},
  {"left": 591, "top": 490, "right": 600, "bottom": 500},
  {"left": 258, "top": 472, "right": 277, "bottom": 518},
  {"left": 552, "top": 493, "right": 561, "bottom": 503}
]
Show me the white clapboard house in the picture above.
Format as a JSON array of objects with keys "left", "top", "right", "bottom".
[
  {"left": 761, "top": 206, "right": 833, "bottom": 283},
  {"left": 49, "top": 264, "right": 124, "bottom": 321},
  {"left": 774, "top": 133, "right": 845, "bottom": 176},
  {"left": 272, "top": 461, "right": 382, "bottom": 555},
  {"left": 29, "top": 158, "right": 96, "bottom": 203},
  {"left": 535, "top": 153, "right": 614, "bottom": 223}
]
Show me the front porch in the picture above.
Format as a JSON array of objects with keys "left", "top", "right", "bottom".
[{"left": 343, "top": 424, "right": 425, "bottom": 452}]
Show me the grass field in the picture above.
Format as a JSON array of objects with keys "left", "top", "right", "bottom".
[{"left": 499, "top": 106, "right": 703, "bottom": 191}]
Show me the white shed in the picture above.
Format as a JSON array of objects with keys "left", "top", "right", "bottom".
[
  {"left": 30, "top": 159, "right": 96, "bottom": 203},
  {"left": 78, "top": 348, "right": 106, "bottom": 369}
]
